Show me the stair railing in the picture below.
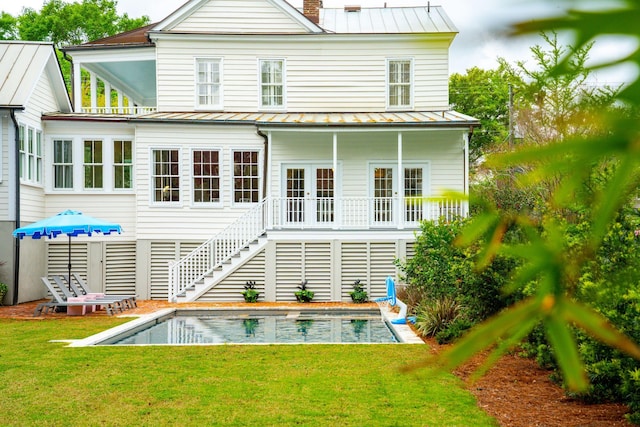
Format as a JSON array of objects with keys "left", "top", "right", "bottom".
[{"left": 168, "top": 198, "right": 268, "bottom": 301}]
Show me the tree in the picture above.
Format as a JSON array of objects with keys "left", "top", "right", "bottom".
[
  {"left": 500, "top": 32, "right": 621, "bottom": 146},
  {"left": 449, "top": 66, "right": 515, "bottom": 164},
  {"left": 17, "top": 0, "right": 149, "bottom": 47},
  {"left": 0, "top": 12, "right": 18, "bottom": 40}
]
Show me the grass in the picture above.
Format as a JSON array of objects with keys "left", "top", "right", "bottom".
[{"left": 0, "top": 317, "right": 497, "bottom": 426}]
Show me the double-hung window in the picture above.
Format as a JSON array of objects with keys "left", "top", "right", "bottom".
[
  {"left": 19, "top": 124, "right": 43, "bottom": 184},
  {"left": 387, "top": 58, "right": 413, "bottom": 109},
  {"left": 259, "top": 59, "right": 285, "bottom": 109},
  {"left": 196, "top": 58, "right": 222, "bottom": 109},
  {"left": 53, "top": 139, "right": 73, "bottom": 189},
  {"left": 193, "top": 149, "right": 221, "bottom": 204},
  {"left": 114, "top": 140, "right": 133, "bottom": 189},
  {"left": 83, "top": 139, "right": 103, "bottom": 189},
  {"left": 152, "top": 149, "right": 180, "bottom": 203},
  {"left": 233, "top": 150, "right": 259, "bottom": 204}
]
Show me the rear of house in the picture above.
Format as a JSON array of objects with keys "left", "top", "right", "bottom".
[{"left": 2, "top": 0, "right": 478, "bottom": 304}]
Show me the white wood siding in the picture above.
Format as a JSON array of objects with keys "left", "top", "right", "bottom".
[
  {"left": 134, "top": 123, "right": 264, "bottom": 240},
  {"left": 170, "top": 0, "right": 309, "bottom": 33},
  {"left": 270, "top": 129, "right": 465, "bottom": 199},
  {"left": 155, "top": 37, "right": 449, "bottom": 112}
]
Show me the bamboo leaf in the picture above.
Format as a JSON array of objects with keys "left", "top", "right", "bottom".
[
  {"left": 544, "top": 314, "right": 588, "bottom": 392},
  {"left": 561, "top": 299, "right": 640, "bottom": 360}
]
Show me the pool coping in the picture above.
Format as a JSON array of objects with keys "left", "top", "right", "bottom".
[{"left": 67, "top": 304, "right": 425, "bottom": 347}]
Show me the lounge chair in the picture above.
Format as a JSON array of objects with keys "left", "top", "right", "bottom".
[
  {"left": 68, "top": 273, "right": 137, "bottom": 309},
  {"left": 34, "top": 277, "right": 118, "bottom": 316},
  {"left": 52, "top": 276, "right": 130, "bottom": 314}
]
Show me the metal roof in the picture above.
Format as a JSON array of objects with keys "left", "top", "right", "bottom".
[
  {"left": 319, "top": 6, "right": 457, "bottom": 34},
  {"left": 0, "top": 42, "right": 58, "bottom": 108},
  {"left": 126, "top": 111, "right": 478, "bottom": 127}
]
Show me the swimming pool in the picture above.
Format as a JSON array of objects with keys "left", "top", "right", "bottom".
[{"left": 69, "top": 307, "right": 424, "bottom": 346}]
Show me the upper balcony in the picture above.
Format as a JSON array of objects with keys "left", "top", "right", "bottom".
[{"left": 62, "top": 24, "right": 157, "bottom": 116}]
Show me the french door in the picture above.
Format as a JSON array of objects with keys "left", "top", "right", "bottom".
[
  {"left": 370, "top": 164, "right": 426, "bottom": 226},
  {"left": 284, "top": 165, "right": 334, "bottom": 227}
]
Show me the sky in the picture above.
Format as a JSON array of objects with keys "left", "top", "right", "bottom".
[{"left": 2, "top": 0, "right": 636, "bottom": 84}]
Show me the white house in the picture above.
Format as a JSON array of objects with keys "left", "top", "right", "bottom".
[{"left": 4, "top": 0, "right": 478, "bottom": 304}]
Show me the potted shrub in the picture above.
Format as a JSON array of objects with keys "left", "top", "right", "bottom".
[
  {"left": 241, "top": 280, "right": 260, "bottom": 303},
  {"left": 349, "top": 279, "right": 368, "bottom": 303},
  {"left": 294, "top": 280, "right": 314, "bottom": 303}
]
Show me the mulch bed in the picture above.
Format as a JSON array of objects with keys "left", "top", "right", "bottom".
[{"left": 0, "top": 300, "right": 633, "bottom": 426}]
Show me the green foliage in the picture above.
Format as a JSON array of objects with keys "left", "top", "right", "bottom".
[
  {"left": 414, "top": 4, "right": 640, "bottom": 420},
  {"left": 349, "top": 279, "right": 368, "bottom": 303},
  {"left": 241, "top": 281, "right": 259, "bottom": 303},
  {"left": 449, "top": 66, "right": 517, "bottom": 162},
  {"left": 0, "top": 11, "right": 18, "bottom": 40},
  {"left": 414, "top": 296, "right": 463, "bottom": 338},
  {"left": 295, "top": 280, "right": 314, "bottom": 303},
  {"left": 16, "top": 0, "right": 149, "bottom": 47},
  {"left": 435, "top": 317, "right": 474, "bottom": 345}
]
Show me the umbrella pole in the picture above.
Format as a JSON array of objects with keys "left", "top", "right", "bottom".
[{"left": 68, "top": 235, "right": 72, "bottom": 292}]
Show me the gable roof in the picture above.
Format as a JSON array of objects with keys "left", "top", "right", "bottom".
[
  {"left": 0, "top": 41, "right": 71, "bottom": 111},
  {"left": 153, "top": 0, "right": 323, "bottom": 34}
]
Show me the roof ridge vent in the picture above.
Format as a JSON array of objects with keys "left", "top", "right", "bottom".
[{"left": 344, "top": 5, "right": 361, "bottom": 12}]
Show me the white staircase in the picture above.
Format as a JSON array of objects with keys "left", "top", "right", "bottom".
[
  {"left": 174, "top": 235, "right": 268, "bottom": 302},
  {"left": 168, "top": 199, "right": 269, "bottom": 302}
]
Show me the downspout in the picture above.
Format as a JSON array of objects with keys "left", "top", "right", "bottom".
[
  {"left": 256, "top": 127, "right": 269, "bottom": 200},
  {"left": 9, "top": 109, "right": 20, "bottom": 305}
]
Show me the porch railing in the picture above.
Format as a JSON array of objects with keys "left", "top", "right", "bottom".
[
  {"left": 168, "top": 199, "right": 268, "bottom": 301},
  {"left": 268, "top": 196, "right": 467, "bottom": 229},
  {"left": 80, "top": 106, "right": 157, "bottom": 115}
]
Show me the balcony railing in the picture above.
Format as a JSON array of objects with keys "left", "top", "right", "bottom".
[
  {"left": 267, "top": 196, "right": 467, "bottom": 229},
  {"left": 79, "top": 106, "right": 157, "bottom": 115}
]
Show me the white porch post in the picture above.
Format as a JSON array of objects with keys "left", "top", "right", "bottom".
[
  {"left": 463, "top": 132, "right": 470, "bottom": 217},
  {"left": 104, "top": 81, "right": 111, "bottom": 113},
  {"left": 89, "top": 72, "right": 97, "bottom": 112},
  {"left": 397, "top": 132, "right": 404, "bottom": 230},
  {"left": 266, "top": 131, "right": 273, "bottom": 228},
  {"left": 117, "top": 90, "right": 123, "bottom": 114},
  {"left": 73, "top": 61, "right": 82, "bottom": 112},
  {"left": 333, "top": 132, "right": 339, "bottom": 230}
]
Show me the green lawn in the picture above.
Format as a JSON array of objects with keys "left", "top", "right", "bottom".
[{"left": 0, "top": 317, "right": 497, "bottom": 426}]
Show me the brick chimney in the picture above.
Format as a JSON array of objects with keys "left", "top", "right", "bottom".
[{"left": 303, "top": 0, "right": 322, "bottom": 24}]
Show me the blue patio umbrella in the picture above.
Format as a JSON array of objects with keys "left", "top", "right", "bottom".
[{"left": 12, "top": 210, "right": 122, "bottom": 290}]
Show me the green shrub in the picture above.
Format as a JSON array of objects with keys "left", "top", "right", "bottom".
[
  {"left": 241, "top": 281, "right": 260, "bottom": 303},
  {"left": 435, "top": 317, "right": 473, "bottom": 344},
  {"left": 414, "top": 296, "right": 463, "bottom": 338}
]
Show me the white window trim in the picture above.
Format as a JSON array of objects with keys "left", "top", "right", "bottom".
[
  {"left": 82, "top": 138, "right": 104, "bottom": 191},
  {"left": 195, "top": 57, "right": 224, "bottom": 111},
  {"left": 386, "top": 57, "right": 414, "bottom": 111},
  {"left": 51, "top": 137, "right": 76, "bottom": 192},
  {"left": 190, "top": 148, "right": 223, "bottom": 208},
  {"left": 231, "top": 148, "right": 262, "bottom": 207},
  {"left": 149, "top": 147, "right": 183, "bottom": 207},
  {"left": 112, "top": 139, "right": 135, "bottom": 192},
  {"left": 258, "top": 58, "right": 286, "bottom": 111},
  {"left": 18, "top": 123, "right": 44, "bottom": 187}
]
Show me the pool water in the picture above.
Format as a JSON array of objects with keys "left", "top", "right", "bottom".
[{"left": 105, "top": 311, "right": 399, "bottom": 345}]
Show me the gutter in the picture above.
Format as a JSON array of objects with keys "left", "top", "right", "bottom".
[{"left": 9, "top": 109, "right": 20, "bottom": 305}]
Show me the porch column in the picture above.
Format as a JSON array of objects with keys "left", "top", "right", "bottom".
[
  {"left": 397, "top": 132, "right": 404, "bottom": 230},
  {"left": 333, "top": 132, "right": 339, "bottom": 230},
  {"left": 89, "top": 72, "right": 97, "bottom": 112},
  {"left": 117, "top": 90, "right": 124, "bottom": 114},
  {"left": 104, "top": 81, "right": 111, "bottom": 113},
  {"left": 266, "top": 131, "right": 273, "bottom": 228},
  {"left": 463, "top": 132, "right": 470, "bottom": 216},
  {"left": 73, "top": 61, "right": 82, "bottom": 112}
]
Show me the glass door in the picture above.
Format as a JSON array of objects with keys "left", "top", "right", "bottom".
[
  {"left": 372, "top": 166, "right": 395, "bottom": 226},
  {"left": 284, "top": 165, "right": 334, "bottom": 227}
]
